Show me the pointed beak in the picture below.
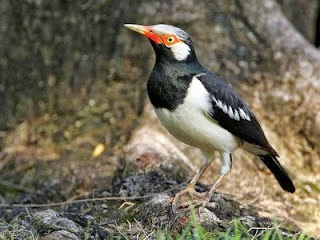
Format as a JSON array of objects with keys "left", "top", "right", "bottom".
[{"left": 124, "top": 24, "right": 162, "bottom": 44}]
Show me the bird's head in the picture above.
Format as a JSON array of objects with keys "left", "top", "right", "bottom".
[{"left": 124, "top": 24, "right": 196, "bottom": 63}]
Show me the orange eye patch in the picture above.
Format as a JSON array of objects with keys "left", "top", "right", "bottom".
[{"left": 161, "top": 34, "right": 181, "bottom": 45}]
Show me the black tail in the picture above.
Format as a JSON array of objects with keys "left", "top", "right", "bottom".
[{"left": 259, "top": 155, "right": 295, "bottom": 193}]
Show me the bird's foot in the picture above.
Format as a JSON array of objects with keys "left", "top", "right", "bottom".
[
  {"left": 171, "top": 175, "right": 226, "bottom": 214},
  {"left": 171, "top": 186, "right": 207, "bottom": 213}
]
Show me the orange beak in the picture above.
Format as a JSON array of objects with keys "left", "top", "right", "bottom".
[{"left": 124, "top": 24, "right": 162, "bottom": 44}]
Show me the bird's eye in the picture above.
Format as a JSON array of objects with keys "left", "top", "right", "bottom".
[
  {"left": 161, "top": 34, "right": 179, "bottom": 45},
  {"left": 167, "top": 37, "right": 174, "bottom": 42}
]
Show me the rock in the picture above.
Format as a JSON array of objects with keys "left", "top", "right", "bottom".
[
  {"left": 0, "top": 172, "right": 302, "bottom": 239},
  {"left": 41, "top": 230, "right": 79, "bottom": 240}
]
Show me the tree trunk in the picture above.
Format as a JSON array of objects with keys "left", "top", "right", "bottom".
[{"left": 277, "top": 0, "right": 319, "bottom": 44}]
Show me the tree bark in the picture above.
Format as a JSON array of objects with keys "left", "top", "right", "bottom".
[{"left": 277, "top": 0, "right": 319, "bottom": 44}]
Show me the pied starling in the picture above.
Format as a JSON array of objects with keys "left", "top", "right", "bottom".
[{"left": 124, "top": 24, "right": 295, "bottom": 206}]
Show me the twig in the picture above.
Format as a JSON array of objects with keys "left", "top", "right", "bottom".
[
  {"left": 0, "top": 153, "right": 10, "bottom": 171},
  {"left": 0, "top": 180, "right": 189, "bottom": 208},
  {"left": 0, "top": 179, "right": 33, "bottom": 193}
]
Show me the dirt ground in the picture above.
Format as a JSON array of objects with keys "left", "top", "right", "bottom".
[{"left": 0, "top": 102, "right": 319, "bottom": 238}]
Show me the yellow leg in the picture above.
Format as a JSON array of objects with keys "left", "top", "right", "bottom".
[
  {"left": 171, "top": 161, "right": 212, "bottom": 211},
  {"left": 171, "top": 152, "right": 230, "bottom": 211},
  {"left": 188, "top": 162, "right": 212, "bottom": 188},
  {"left": 202, "top": 174, "right": 226, "bottom": 206}
]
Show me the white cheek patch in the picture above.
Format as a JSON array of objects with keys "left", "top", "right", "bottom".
[{"left": 169, "top": 42, "right": 191, "bottom": 61}]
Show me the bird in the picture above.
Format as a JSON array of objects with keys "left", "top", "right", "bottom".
[{"left": 124, "top": 23, "right": 295, "bottom": 207}]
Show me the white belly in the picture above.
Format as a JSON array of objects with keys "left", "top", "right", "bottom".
[{"left": 154, "top": 78, "right": 241, "bottom": 153}]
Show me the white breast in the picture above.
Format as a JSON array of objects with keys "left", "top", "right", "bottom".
[{"left": 154, "top": 76, "right": 241, "bottom": 153}]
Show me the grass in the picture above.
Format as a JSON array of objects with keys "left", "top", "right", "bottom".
[
  {"left": 0, "top": 215, "right": 310, "bottom": 240},
  {"left": 106, "top": 212, "right": 311, "bottom": 240},
  {"left": 0, "top": 218, "right": 38, "bottom": 240},
  {"left": 155, "top": 220, "right": 310, "bottom": 240},
  {"left": 0, "top": 202, "right": 311, "bottom": 240}
]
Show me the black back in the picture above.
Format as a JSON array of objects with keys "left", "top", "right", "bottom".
[{"left": 197, "top": 73, "right": 278, "bottom": 156}]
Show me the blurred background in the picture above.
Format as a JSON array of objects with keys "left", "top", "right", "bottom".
[{"left": 0, "top": 0, "right": 319, "bottom": 237}]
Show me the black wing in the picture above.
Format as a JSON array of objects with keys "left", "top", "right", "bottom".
[{"left": 197, "top": 73, "right": 278, "bottom": 156}]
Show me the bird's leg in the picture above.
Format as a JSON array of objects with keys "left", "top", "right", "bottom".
[
  {"left": 171, "top": 153, "right": 212, "bottom": 211},
  {"left": 201, "top": 152, "right": 232, "bottom": 206},
  {"left": 201, "top": 173, "right": 226, "bottom": 206},
  {"left": 188, "top": 161, "right": 212, "bottom": 189}
]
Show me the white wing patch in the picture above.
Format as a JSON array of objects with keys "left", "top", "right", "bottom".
[
  {"left": 216, "top": 99, "right": 223, "bottom": 109},
  {"left": 228, "top": 106, "right": 234, "bottom": 119},
  {"left": 222, "top": 103, "right": 228, "bottom": 114},
  {"left": 239, "top": 108, "right": 251, "bottom": 121},
  {"left": 212, "top": 95, "right": 251, "bottom": 121},
  {"left": 233, "top": 109, "right": 240, "bottom": 121}
]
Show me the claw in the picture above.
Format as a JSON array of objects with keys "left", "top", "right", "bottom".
[
  {"left": 171, "top": 186, "right": 206, "bottom": 213},
  {"left": 171, "top": 174, "right": 227, "bottom": 213}
]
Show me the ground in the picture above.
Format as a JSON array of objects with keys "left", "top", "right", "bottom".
[{"left": 0, "top": 105, "right": 318, "bottom": 238}]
